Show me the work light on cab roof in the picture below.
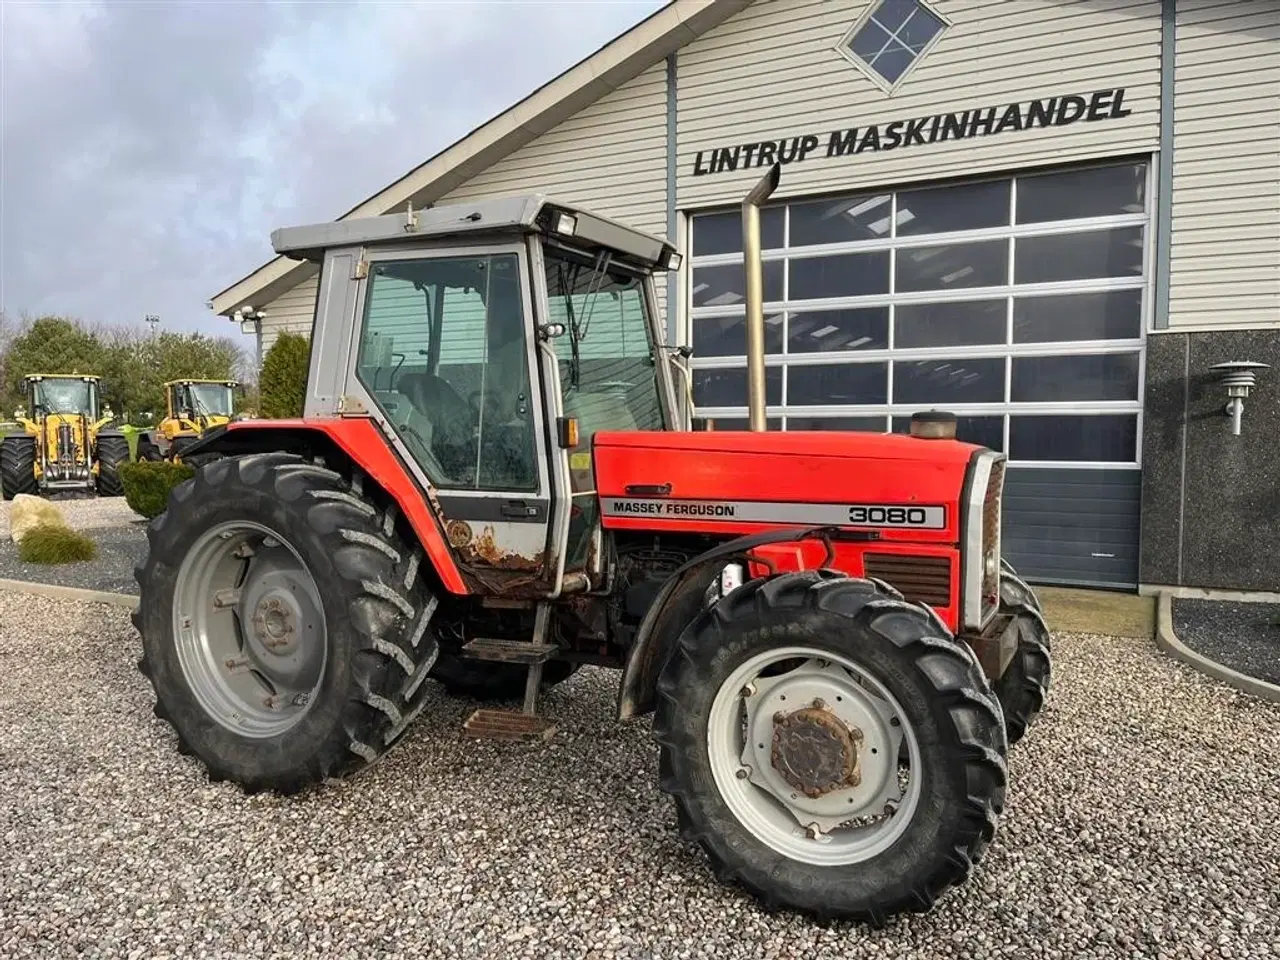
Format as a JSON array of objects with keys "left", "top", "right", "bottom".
[{"left": 132, "top": 165, "right": 1052, "bottom": 926}]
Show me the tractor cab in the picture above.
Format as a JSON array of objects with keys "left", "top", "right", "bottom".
[
  {"left": 167, "top": 379, "right": 237, "bottom": 425},
  {"left": 279, "top": 196, "right": 683, "bottom": 595},
  {"left": 26, "top": 374, "right": 102, "bottom": 420}
]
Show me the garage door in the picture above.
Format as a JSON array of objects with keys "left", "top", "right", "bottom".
[{"left": 685, "top": 157, "right": 1150, "bottom": 587}]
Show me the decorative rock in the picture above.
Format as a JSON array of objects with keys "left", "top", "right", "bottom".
[{"left": 9, "top": 494, "right": 70, "bottom": 544}]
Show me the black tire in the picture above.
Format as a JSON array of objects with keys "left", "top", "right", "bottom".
[
  {"left": 134, "top": 452, "right": 442, "bottom": 794},
  {"left": 95, "top": 433, "right": 130, "bottom": 497},
  {"left": 994, "top": 568, "right": 1052, "bottom": 747},
  {"left": 136, "top": 434, "right": 164, "bottom": 462},
  {"left": 653, "top": 570, "right": 1008, "bottom": 924},
  {"left": 999, "top": 560, "right": 1043, "bottom": 614},
  {"left": 0, "top": 434, "right": 38, "bottom": 500},
  {"left": 429, "top": 654, "right": 580, "bottom": 701}
]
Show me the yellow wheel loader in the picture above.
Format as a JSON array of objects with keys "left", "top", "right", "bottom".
[
  {"left": 1, "top": 374, "right": 130, "bottom": 499},
  {"left": 135, "top": 379, "right": 240, "bottom": 466}
]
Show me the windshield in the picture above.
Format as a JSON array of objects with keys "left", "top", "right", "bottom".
[
  {"left": 186, "top": 383, "right": 234, "bottom": 417},
  {"left": 543, "top": 247, "right": 665, "bottom": 440},
  {"left": 34, "top": 379, "right": 95, "bottom": 417}
]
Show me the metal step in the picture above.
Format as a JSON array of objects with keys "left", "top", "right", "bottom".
[
  {"left": 463, "top": 709, "right": 558, "bottom": 742},
  {"left": 460, "top": 637, "right": 558, "bottom": 665}
]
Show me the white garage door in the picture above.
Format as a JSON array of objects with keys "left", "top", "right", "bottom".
[{"left": 685, "top": 158, "right": 1151, "bottom": 587}]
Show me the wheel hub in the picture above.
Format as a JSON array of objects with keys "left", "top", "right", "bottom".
[
  {"left": 770, "top": 700, "right": 863, "bottom": 799},
  {"left": 734, "top": 658, "right": 907, "bottom": 834},
  {"left": 238, "top": 564, "right": 324, "bottom": 692},
  {"left": 253, "top": 594, "right": 299, "bottom": 653}
]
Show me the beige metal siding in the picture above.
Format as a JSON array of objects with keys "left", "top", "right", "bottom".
[
  {"left": 441, "top": 61, "right": 672, "bottom": 316},
  {"left": 1168, "top": 0, "right": 1280, "bottom": 331},
  {"left": 259, "top": 268, "right": 319, "bottom": 353},
  {"left": 676, "top": 0, "right": 1163, "bottom": 207}
]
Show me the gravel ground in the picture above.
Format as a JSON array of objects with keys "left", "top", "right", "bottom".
[
  {"left": 0, "top": 524, "right": 146, "bottom": 594},
  {"left": 1174, "top": 598, "right": 1280, "bottom": 686},
  {"left": 1, "top": 596, "right": 1278, "bottom": 959},
  {"left": 0, "top": 495, "right": 142, "bottom": 539}
]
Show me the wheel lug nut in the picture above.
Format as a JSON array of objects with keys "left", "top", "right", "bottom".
[
  {"left": 773, "top": 711, "right": 786, "bottom": 724},
  {"left": 812, "top": 698, "right": 826, "bottom": 710},
  {"left": 739, "top": 683, "right": 756, "bottom": 699},
  {"left": 736, "top": 767, "right": 750, "bottom": 780}
]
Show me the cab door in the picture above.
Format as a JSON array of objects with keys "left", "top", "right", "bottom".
[
  {"left": 341, "top": 242, "right": 558, "bottom": 593},
  {"left": 529, "top": 239, "right": 678, "bottom": 593}
]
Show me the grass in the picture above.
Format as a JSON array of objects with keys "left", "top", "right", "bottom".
[{"left": 18, "top": 525, "right": 98, "bottom": 565}]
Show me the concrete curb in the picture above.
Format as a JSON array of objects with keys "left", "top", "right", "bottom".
[
  {"left": 1155, "top": 591, "right": 1280, "bottom": 704},
  {"left": 0, "top": 577, "right": 139, "bottom": 610}
]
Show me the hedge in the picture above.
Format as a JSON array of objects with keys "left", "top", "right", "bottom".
[
  {"left": 119, "top": 460, "right": 196, "bottom": 519},
  {"left": 260, "top": 332, "right": 310, "bottom": 419}
]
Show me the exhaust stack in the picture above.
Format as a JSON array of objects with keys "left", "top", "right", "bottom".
[{"left": 741, "top": 162, "right": 781, "bottom": 432}]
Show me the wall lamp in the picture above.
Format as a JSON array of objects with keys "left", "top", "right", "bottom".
[{"left": 1209, "top": 361, "right": 1269, "bottom": 436}]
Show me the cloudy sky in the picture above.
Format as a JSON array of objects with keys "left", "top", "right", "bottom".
[{"left": 0, "top": 0, "right": 664, "bottom": 345}]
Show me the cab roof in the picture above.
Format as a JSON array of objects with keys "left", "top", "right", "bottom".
[
  {"left": 166, "top": 379, "right": 237, "bottom": 387},
  {"left": 25, "top": 373, "right": 98, "bottom": 381},
  {"left": 270, "top": 195, "right": 679, "bottom": 274}
]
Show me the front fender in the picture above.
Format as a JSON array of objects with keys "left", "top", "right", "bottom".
[{"left": 615, "top": 525, "right": 840, "bottom": 721}]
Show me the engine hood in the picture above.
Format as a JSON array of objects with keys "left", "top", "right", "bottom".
[
  {"left": 593, "top": 428, "right": 982, "bottom": 466},
  {"left": 592, "top": 429, "right": 991, "bottom": 546}
]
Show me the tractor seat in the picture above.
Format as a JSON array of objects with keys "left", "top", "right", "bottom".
[{"left": 396, "top": 371, "right": 477, "bottom": 481}]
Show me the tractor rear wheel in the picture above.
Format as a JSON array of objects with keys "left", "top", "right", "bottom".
[
  {"left": 430, "top": 654, "right": 580, "bottom": 701},
  {"left": 95, "top": 433, "right": 131, "bottom": 497},
  {"left": 134, "top": 453, "right": 442, "bottom": 794},
  {"left": 994, "top": 565, "right": 1052, "bottom": 747},
  {"left": 0, "top": 435, "right": 38, "bottom": 500},
  {"left": 653, "top": 570, "right": 1007, "bottom": 924}
]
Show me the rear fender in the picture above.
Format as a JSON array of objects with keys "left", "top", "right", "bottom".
[
  {"left": 616, "top": 525, "right": 843, "bottom": 720},
  {"left": 180, "top": 419, "right": 469, "bottom": 596}
]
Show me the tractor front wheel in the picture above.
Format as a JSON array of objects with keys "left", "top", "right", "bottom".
[
  {"left": 0, "top": 434, "right": 38, "bottom": 500},
  {"left": 653, "top": 570, "right": 1008, "bottom": 924},
  {"left": 95, "top": 433, "right": 131, "bottom": 497},
  {"left": 134, "top": 453, "right": 442, "bottom": 794},
  {"left": 993, "top": 564, "right": 1052, "bottom": 746}
]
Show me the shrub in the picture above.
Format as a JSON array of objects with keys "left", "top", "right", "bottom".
[
  {"left": 259, "top": 332, "right": 310, "bottom": 419},
  {"left": 19, "top": 525, "right": 98, "bottom": 564},
  {"left": 119, "top": 460, "right": 196, "bottom": 519}
]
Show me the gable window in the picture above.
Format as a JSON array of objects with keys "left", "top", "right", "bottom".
[{"left": 838, "top": 0, "right": 949, "bottom": 92}]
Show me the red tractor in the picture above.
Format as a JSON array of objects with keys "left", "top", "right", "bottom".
[{"left": 134, "top": 166, "right": 1051, "bottom": 924}]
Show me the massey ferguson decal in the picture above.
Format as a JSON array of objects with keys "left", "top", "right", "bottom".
[
  {"left": 601, "top": 498, "right": 946, "bottom": 530},
  {"left": 691, "top": 88, "right": 1133, "bottom": 177}
]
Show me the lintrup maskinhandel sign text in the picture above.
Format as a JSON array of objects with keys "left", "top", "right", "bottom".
[{"left": 690, "top": 88, "right": 1133, "bottom": 177}]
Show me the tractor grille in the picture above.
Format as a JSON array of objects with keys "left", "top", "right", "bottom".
[
  {"left": 863, "top": 554, "right": 952, "bottom": 609},
  {"left": 982, "top": 459, "right": 1006, "bottom": 614}
]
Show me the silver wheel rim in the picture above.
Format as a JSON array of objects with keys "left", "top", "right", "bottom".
[
  {"left": 707, "top": 645, "right": 923, "bottom": 866},
  {"left": 173, "top": 520, "right": 327, "bottom": 738}
]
